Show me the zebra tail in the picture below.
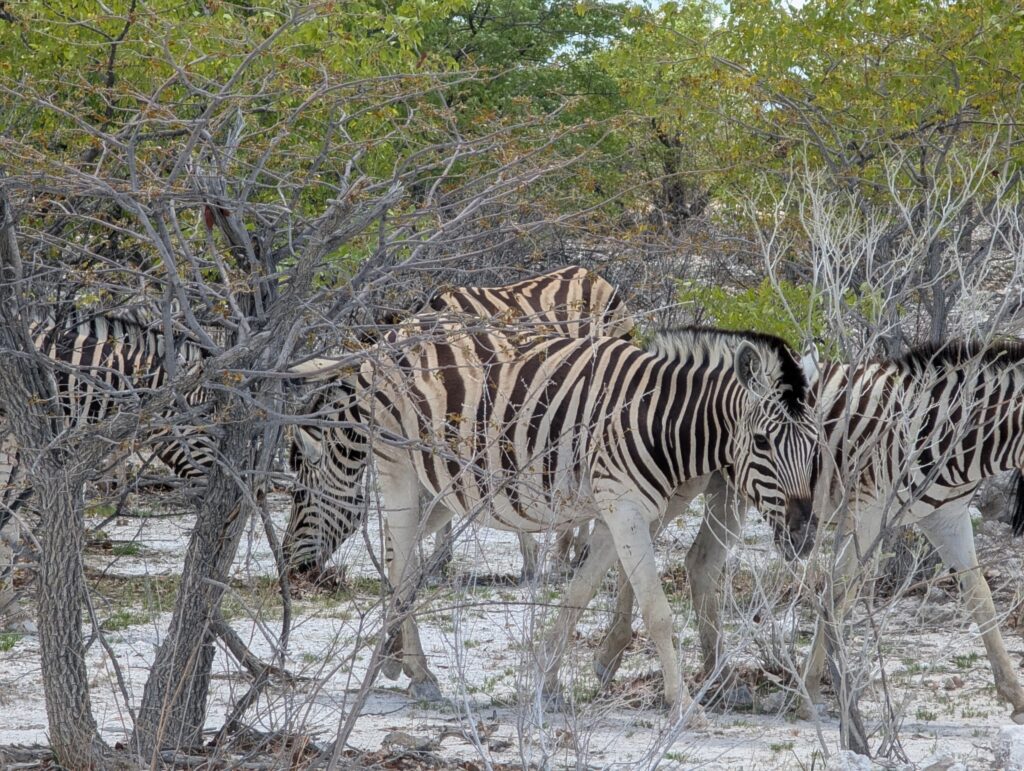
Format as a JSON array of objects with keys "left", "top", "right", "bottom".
[{"left": 1012, "top": 469, "right": 1024, "bottom": 537}]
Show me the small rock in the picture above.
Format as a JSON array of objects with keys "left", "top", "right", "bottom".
[
  {"left": 826, "top": 749, "right": 874, "bottom": 771},
  {"left": 756, "top": 689, "right": 788, "bottom": 715},
  {"left": 995, "top": 725, "right": 1024, "bottom": 770},
  {"left": 943, "top": 675, "right": 964, "bottom": 691},
  {"left": 918, "top": 603, "right": 955, "bottom": 625},
  {"left": 703, "top": 682, "right": 754, "bottom": 711},
  {"left": 382, "top": 731, "right": 438, "bottom": 752},
  {"left": 925, "top": 586, "right": 948, "bottom": 604},
  {"left": 918, "top": 753, "right": 963, "bottom": 771}
]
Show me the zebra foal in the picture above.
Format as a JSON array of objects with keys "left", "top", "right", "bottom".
[
  {"left": 286, "top": 265, "right": 634, "bottom": 576},
  {"left": 294, "top": 324, "right": 819, "bottom": 713},
  {"left": 594, "top": 341, "right": 1024, "bottom": 724}
]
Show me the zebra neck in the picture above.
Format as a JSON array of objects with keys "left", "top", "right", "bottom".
[{"left": 658, "top": 364, "right": 735, "bottom": 487}]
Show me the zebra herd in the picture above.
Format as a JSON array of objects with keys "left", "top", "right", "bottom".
[{"left": 2, "top": 266, "right": 1024, "bottom": 726}]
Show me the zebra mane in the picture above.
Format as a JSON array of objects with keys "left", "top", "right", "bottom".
[
  {"left": 893, "top": 339, "right": 1024, "bottom": 374},
  {"left": 646, "top": 326, "right": 808, "bottom": 416}
]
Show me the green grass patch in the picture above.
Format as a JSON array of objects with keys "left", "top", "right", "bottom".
[
  {"left": 86, "top": 504, "right": 117, "bottom": 519},
  {"left": 0, "top": 632, "right": 22, "bottom": 652},
  {"left": 102, "top": 608, "right": 153, "bottom": 631},
  {"left": 111, "top": 543, "right": 141, "bottom": 557},
  {"left": 953, "top": 652, "right": 981, "bottom": 670}
]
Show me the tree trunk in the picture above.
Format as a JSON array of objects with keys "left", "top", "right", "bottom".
[
  {"left": 33, "top": 455, "right": 109, "bottom": 765},
  {"left": 0, "top": 181, "right": 109, "bottom": 768},
  {"left": 131, "top": 407, "right": 261, "bottom": 758}
]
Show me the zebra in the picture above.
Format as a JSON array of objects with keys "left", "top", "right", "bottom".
[
  {"left": 591, "top": 341, "right": 1024, "bottom": 725},
  {"left": 291, "top": 323, "right": 819, "bottom": 712},
  {"left": 285, "top": 265, "right": 635, "bottom": 577},
  {"left": 0, "top": 310, "right": 215, "bottom": 622}
]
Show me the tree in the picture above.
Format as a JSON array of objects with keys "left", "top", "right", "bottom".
[{"left": 1, "top": 2, "right": 640, "bottom": 764}]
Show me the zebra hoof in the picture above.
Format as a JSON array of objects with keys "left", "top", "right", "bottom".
[
  {"left": 408, "top": 679, "right": 443, "bottom": 702},
  {"left": 1011, "top": 708, "right": 1024, "bottom": 725},
  {"left": 517, "top": 568, "right": 539, "bottom": 586}
]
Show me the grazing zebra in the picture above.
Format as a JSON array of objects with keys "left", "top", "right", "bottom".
[
  {"left": 285, "top": 266, "right": 635, "bottom": 576},
  {"left": 292, "top": 324, "right": 819, "bottom": 711},
  {"left": 593, "top": 341, "right": 1024, "bottom": 724},
  {"left": 0, "top": 311, "right": 215, "bottom": 620}
]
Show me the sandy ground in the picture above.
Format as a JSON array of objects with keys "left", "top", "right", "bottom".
[{"left": 0, "top": 492, "right": 1022, "bottom": 769}]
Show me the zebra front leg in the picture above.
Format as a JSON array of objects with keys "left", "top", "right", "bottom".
[
  {"left": 686, "top": 471, "right": 744, "bottom": 679},
  {"left": 919, "top": 508, "right": 1024, "bottom": 723},
  {"left": 429, "top": 520, "right": 454, "bottom": 578},
  {"left": 595, "top": 478, "right": 711, "bottom": 688},
  {"left": 381, "top": 472, "right": 442, "bottom": 702},
  {"left": 603, "top": 505, "right": 704, "bottom": 722},
  {"left": 800, "top": 513, "right": 871, "bottom": 720},
  {"left": 518, "top": 532, "right": 539, "bottom": 583}
]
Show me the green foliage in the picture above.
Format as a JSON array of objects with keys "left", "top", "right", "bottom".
[
  {"left": 678, "top": 276, "right": 899, "bottom": 353},
  {"left": 678, "top": 278, "right": 825, "bottom": 351},
  {"left": 101, "top": 608, "right": 151, "bottom": 631},
  {"left": 600, "top": 0, "right": 1024, "bottom": 224}
]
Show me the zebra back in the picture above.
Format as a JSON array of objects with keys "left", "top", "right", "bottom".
[
  {"left": 424, "top": 266, "right": 634, "bottom": 342},
  {"left": 285, "top": 266, "right": 636, "bottom": 574},
  {"left": 9, "top": 310, "right": 214, "bottom": 480},
  {"left": 814, "top": 340, "right": 1024, "bottom": 525}
]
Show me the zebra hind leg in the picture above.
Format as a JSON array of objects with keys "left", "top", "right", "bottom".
[
  {"left": 540, "top": 522, "right": 619, "bottom": 709},
  {"left": 918, "top": 506, "right": 1024, "bottom": 724},
  {"left": 594, "top": 567, "right": 633, "bottom": 687}
]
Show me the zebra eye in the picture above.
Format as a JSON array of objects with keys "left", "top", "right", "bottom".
[{"left": 753, "top": 433, "right": 771, "bottom": 452}]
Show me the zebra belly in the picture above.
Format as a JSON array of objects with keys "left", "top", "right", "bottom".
[{"left": 412, "top": 452, "right": 594, "bottom": 534}]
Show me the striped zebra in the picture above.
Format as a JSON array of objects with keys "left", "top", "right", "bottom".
[
  {"left": 593, "top": 341, "right": 1024, "bottom": 724},
  {"left": 285, "top": 266, "right": 635, "bottom": 576},
  {"left": 291, "top": 324, "right": 819, "bottom": 711},
  {"left": 0, "top": 311, "right": 215, "bottom": 620}
]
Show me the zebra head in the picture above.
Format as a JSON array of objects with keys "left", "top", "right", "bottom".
[
  {"left": 286, "top": 382, "right": 368, "bottom": 577},
  {"left": 728, "top": 338, "right": 820, "bottom": 557}
]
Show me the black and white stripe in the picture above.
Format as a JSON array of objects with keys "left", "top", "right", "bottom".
[
  {"left": 301, "top": 323, "right": 818, "bottom": 708},
  {"left": 0, "top": 310, "right": 217, "bottom": 620},
  {"left": 599, "top": 340, "right": 1024, "bottom": 722},
  {"left": 286, "top": 266, "right": 635, "bottom": 574},
  {"left": 1, "top": 310, "right": 215, "bottom": 520}
]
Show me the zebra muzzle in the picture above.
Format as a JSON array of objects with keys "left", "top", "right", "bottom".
[{"left": 780, "top": 497, "right": 814, "bottom": 558}]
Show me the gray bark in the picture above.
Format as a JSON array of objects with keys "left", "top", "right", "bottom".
[
  {"left": 131, "top": 404, "right": 264, "bottom": 757},
  {"left": 0, "top": 180, "right": 110, "bottom": 767}
]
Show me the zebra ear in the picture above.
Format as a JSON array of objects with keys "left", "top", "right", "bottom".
[
  {"left": 735, "top": 340, "right": 768, "bottom": 396},
  {"left": 800, "top": 343, "right": 821, "bottom": 388},
  {"left": 291, "top": 426, "right": 323, "bottom": 465}
]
